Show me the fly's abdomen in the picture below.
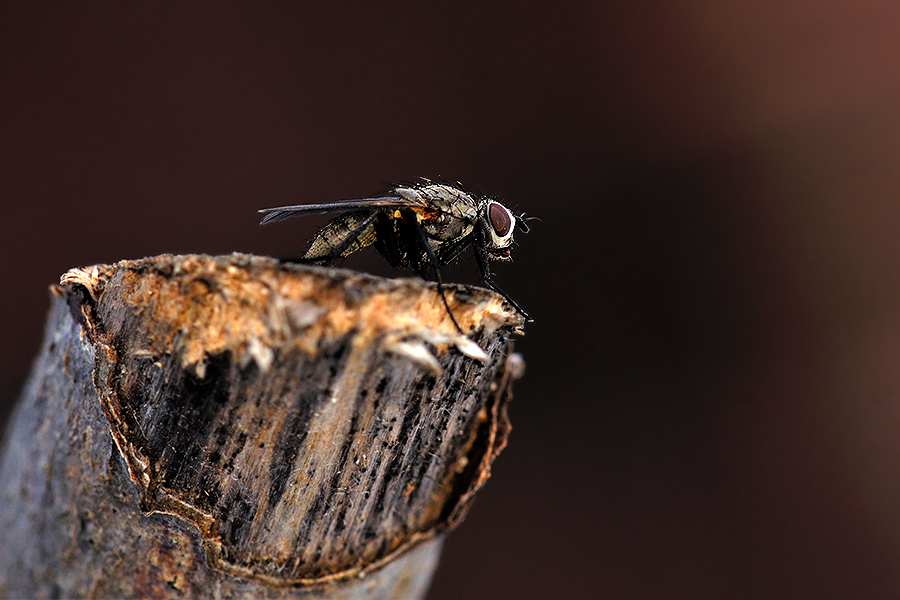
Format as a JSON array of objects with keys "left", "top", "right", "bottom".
[{"left": 302, "top": 210, "right": 379, "bottom": 265}]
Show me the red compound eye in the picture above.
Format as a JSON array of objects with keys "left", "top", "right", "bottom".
[{"left": 488, "top": 202, "right": 512, "bottom": 237}]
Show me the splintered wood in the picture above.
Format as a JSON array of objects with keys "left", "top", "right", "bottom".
[{"left": 0, "top": 253, "right": 524, "bottom": 597}]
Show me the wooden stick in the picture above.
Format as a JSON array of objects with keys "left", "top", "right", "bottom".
[{"left": 0, "top": 253, "right": 524, "bottom": 598}]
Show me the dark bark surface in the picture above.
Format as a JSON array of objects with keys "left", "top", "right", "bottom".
[{"left": 0, "top": 253, "right": 524, "bottom": 598}]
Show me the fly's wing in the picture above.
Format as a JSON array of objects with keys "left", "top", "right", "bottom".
[{"left": 258, "top": 196, "right": 421, "bottom": 225}]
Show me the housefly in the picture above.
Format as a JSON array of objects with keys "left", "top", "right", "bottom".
[{"left": 258, "top": 181, "right": 531, "bottom": 331}]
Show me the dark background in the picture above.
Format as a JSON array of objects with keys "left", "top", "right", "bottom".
[{"left": 4, "top": 2, "right": 900, "bottom": 598}]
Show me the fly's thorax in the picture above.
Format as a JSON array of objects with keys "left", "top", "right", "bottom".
[
  {"left": 421, "top": 211, "right": 476, "bottom": 243},
  {"left": 395, "top": 184, "right": 479, "bottom": 220}
]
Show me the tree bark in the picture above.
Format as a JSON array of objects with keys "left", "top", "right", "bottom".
[{"left": 0, "top": 253, "right": 524, "bottom": 599}]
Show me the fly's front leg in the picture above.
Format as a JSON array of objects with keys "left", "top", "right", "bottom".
[{"left": 474, "top": 228, "right": 532, "bottom": 322}]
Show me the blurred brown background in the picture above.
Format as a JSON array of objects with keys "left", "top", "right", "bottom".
[{"left": 3, "top": 2, "right": 900, "bottom": 598}]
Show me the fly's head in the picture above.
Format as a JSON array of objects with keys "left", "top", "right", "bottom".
[{"left": 482, "top": 200, "right": 529, "bottom": 261}]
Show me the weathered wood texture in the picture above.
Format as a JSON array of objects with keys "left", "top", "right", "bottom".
[{"left": 0, "top": 253, "right": 524, "bottom": 598}]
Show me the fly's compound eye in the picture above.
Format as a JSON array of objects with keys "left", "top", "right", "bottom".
[
  {"left": 488, "top": 202, "right": 513, "bottom": 237},
  {"left": 486, "top": 201, "right": 516, "bottom": 252}
]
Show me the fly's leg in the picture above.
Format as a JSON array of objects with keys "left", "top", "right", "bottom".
[
  {"left": 372, "top": 210, "right": 407, "bottom": 268},
  {"left": 474, "top": 228, "right": 532, "bottom": 322},
  {"left": 432, "top": 231, "right": 478, "bottom": 267},
  {"left": 400, "top": 208, "right": 464, "bottom": 333}
]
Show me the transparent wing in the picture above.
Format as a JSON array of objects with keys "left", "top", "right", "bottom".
[{"left": 258, "top": 196, "right": 420, "bottom": 225}]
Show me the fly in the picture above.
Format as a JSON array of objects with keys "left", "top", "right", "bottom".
[{"left": 258, "top": 181, "right": 532, "bottom": 331}]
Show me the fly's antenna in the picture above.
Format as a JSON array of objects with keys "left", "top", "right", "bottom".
[{"left": 516, "top": 213, "right": 539, "bottom": 233}]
